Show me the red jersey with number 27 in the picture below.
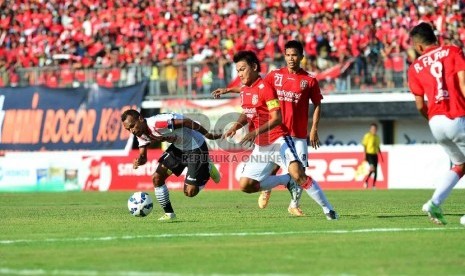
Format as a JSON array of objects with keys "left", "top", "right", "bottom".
[
  {"left": 240, "top": 77, "right": 289, "bottom": 146},
  {"left": 408, "top": 45, "right": 465, "bottom": 119},
  {"left": 264, "top": 67, "right": 323, "bottom": 139}
]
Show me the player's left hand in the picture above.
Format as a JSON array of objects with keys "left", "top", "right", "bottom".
[
  {"left": 205, "top": 132, "right": 222, "bottom": 140},
  {"left": 309, "top": 129, "right": 320, "bottom": 149}
]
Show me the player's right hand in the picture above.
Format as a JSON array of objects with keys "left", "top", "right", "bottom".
[
  {"left": 133, "top": 156, "right": 147, "bottom": 169},
  {"left": 211, "top": 88, "right": 227, "bottom": 99}
]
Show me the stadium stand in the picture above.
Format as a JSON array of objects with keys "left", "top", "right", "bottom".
[{"left": 0, "top": 0, "right": 463, "bottom": 95}]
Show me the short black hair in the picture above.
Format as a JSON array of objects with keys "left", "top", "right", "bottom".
[
  {"left": 410, "top": 22, "right": 438, "bottom": 45},
  {"left": 233, "top": 50, "right": 261, "bottom": 72},
  {"left": 121, "top": 109, "right": 140, "bottom": 122},
  {"left": 284, "top": 40, "right": 304, "bottom": 56}
]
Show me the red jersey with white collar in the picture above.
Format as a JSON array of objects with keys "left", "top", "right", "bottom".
[
  {"left": 240, "top": 77, "right": 289, "bottom": 146},
  {"left": 408, "top": 45, "right": 465, "bottom": 119},
  {"left": 264, "top": 67, "right": 323, "bottom": 139}
]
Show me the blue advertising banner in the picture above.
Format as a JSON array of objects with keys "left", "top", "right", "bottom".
[{"left": 0, "top": 82, "right": 146, "bottom": 150}]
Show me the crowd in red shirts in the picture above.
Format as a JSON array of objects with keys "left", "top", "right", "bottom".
[{"left": 0, "top": 0, "right": 464, "bottom": 91}]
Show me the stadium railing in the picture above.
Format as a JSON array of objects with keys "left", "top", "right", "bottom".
[{"left": 8, "top": 54, "right": 409, "bottom": 99}]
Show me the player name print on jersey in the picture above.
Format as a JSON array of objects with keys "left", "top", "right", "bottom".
[{"left": 413, "top": 47, "right": 450, "bottom": 73}]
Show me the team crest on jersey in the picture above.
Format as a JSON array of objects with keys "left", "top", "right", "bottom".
[
  {"left": 252, "top": 94, "right": 259, "bottom": 105},
  {"left": 300, "top": 80, "right": 308, "bottom": 90}
]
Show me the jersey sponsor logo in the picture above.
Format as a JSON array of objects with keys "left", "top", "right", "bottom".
[
  {"left": 300, "top": 80, "right": 308, "bottom": 90},
  {"left": 276, "top": 89, "right": 302, "bottom": 103},
  {"left": 252, "top": 94, "right": 259, "bottom": 105},
  {"left": 243, "top": 107, "right": 257, "bottom": 118},
  {"left": 266, "top": 99, "right": 280, "bottom": 110}
]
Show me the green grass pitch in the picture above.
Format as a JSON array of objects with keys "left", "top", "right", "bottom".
[{"left": 1, "top": 189, "right": 464, "bottom": 276}]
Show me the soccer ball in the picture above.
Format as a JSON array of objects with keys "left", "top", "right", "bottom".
[
  {"left": 460, "top": 215, "right": 465, "bottom": 226},
  {"left": 127, "top": 192, "right": 154, "bottom": 217}
]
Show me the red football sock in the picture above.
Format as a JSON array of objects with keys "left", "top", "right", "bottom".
[{"left": 301, "top": 176, "right": 313, "bottom": 189}]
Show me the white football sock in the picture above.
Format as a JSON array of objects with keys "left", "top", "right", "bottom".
[
  {"left": 260, "top": 174, "right": 291, "bottom": 190},
  {"left": 431, "top": 170, "right": 461, "bottom": 206},
  {"left": 155, "top": 184, "right": 174, "bottom": 213},
  {"left": 305, "top": 179, "right": 334, "bottom": 214}
]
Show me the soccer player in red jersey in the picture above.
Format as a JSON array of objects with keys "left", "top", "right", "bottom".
[
  {"left": 213, "top": 41, "right": 338, "bottom": 220},
  {"left": 222, "top": 50, "right": 309, "bottom": 204},
  {"left": 408, "top": 22, "right": 465, "bottom": 225}
]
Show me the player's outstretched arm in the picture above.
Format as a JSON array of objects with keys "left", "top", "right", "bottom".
[
  {"left": 173, "top": 118, "right": 222, "bottom": 140},
  {"left": 211, "top": 86, "right": 241, "bottom": 98},
  {"left": 134, "top": 146, "right": 148, "bottom": 169}
]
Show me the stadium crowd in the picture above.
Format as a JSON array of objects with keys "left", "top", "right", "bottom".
[{"left": 0, "top": 0, "right": 464, "bottom": 92}]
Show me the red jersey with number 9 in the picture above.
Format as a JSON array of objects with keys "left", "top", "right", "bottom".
[
  {"left": 408, "top": 45, "right": 465, "bottom": 119},
  {"left": 240, "top": 77, "right": 289, "bottom": 146}
]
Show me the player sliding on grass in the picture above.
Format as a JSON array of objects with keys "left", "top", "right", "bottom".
[
  {"left": 407, "top": 22, "right": 465, "bottom": 225},
  {"left": 221, "top": 50, "right": 307, "bottom": 211},
  {"left": 121, "top": 109, "right": 221, "bottom": 221},
  {"left": 213, "top": 41, "right": 338, "bottom": 220}
]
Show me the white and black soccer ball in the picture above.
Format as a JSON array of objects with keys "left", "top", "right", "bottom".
[{"left": 128, "top": 192, "right": 154, "bottom": 217}]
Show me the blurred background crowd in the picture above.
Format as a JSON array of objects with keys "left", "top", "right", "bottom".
[{"left": 0, "top": 0, "right": 464, "bottom": 95}]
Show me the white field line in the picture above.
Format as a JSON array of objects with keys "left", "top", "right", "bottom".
[
  {"left": 0, "top": 268, "right": 289, "bottom": 276},
  {"left": 0, "top": 227, "right": 463, "bottom": 245},
  {"left": 0, "top": 268, "right": 171, "bottom": 276}
]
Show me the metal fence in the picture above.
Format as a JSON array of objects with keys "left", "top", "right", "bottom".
[{"left": 7, "top": 53, "right": 410, "bottom": 99}]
